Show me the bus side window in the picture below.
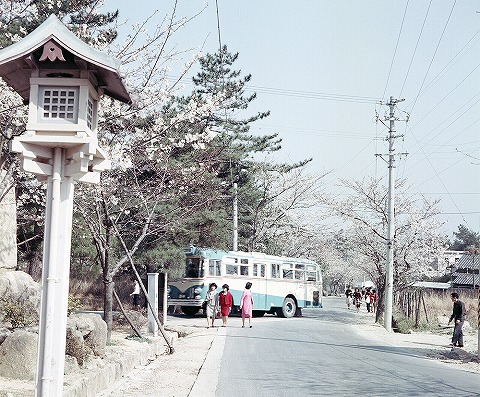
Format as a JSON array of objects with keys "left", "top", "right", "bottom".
[
  {"left": 240, "top": 265, "right": 249, "bottom": 276},
  {"left": 271, "top": 263, "right": 280, "bottom": 278},
  {"left": 253, "top": 263, "right": 266, "bottom": 277},
  {"left": 294, "top": 270, "right": 304, "bottom": 280},
  {"left": 226, "top": 265, "right": 238, "bottom": 275},
  {"left": 306, "top": 271, "right": 317, "bottom": 281},
  {"left": 209, "top": 260, "right": 221, "bottom": 276},
  {"left": 282, "top": 263, "right": 294, "bottom": 279}
]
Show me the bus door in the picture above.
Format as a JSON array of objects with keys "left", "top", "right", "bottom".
[
  {"left": 294, "top": 265, "right": 306, "bottom": 307},
  {"left": 306, "top": 265, "right": 321, "bottom": 307},
  {"left": 253, "top": 263, "right": 267, "bottom": 310}
]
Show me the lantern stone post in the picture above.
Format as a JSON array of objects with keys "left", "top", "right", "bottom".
[{"left": 0, "top": 15, "right": 130, "bottom": 397}]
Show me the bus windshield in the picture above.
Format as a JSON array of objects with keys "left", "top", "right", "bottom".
[{"left": 185, "top": 257, "right": 204, "bottom": 278}]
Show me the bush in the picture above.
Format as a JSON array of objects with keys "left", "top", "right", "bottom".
[
  {"left": 0, "top": 294, "right": 38, "bottom": 329},
  {"left": 68, "top": 295, "right": 82, "bottom": 315}
]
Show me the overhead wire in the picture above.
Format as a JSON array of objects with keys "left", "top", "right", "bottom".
[
  {"left": 415, "top": 27, "right": 480, "bottom": 100},
  {"left": 407, "top": 0, "right": 457, "bottom": 115},
  {"left": 393, "top": 0, "right": 476, "bottom": 227},
  {"left": 164, "top": 75, "right": 381, "bottom": 104},
  {"left": 382, "top": 0, "right": 410, "bottom": 102},
  {"left": 398, "top": 0, "right": 432, "bottom": 98}
]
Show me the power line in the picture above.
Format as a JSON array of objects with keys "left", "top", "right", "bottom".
[
  {"left": 164, "top": 76, "right": 381, "bottom": 104},
  {"left": 415, "top": 27, "right": 480, "bottom": 100},
  {"left": 382, "top": 0, "right": 410, "bottom": 101},
  {"left": 399, "top": 0, "right": 432, "bottom": 97},
  {"left": 408, "top": 0, "right": 457, "bottom": 114}
]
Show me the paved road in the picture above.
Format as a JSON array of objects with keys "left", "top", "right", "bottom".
[{"left": 210, "top": 297, "right": 479, "bottom": 397}]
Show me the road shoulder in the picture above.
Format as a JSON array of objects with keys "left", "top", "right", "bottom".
[{"left": 350, "top": 313, "right": 479, "bottom": 374}]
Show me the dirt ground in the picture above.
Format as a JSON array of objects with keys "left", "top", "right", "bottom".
[
  {"left": 351, "top": 310, "right": 480, "bottom": 374},
  {"left": 0, "top": 308, "right": 478, "bottom": 397}
]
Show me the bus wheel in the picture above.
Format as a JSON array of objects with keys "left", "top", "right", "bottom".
[
  {"left": 181, "top": 306, "right": 200, "bottom": 316},
  {"left": 279, "top": 297, "right": 296, "bottom": 318}
]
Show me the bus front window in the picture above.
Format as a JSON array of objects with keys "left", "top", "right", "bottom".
[{"left": 185, "top": 258, "right": 204, "bottom": 278}]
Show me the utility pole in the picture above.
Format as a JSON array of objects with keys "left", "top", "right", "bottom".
[
  {"left": 233, "top": 182, "right": 238, "bottom": 251},
  {"left": 376, "top": 96, "right": 407, "bottom": 332}
]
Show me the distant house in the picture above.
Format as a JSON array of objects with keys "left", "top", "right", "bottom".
[
  {"left": 430, "top": 250, "right": 466, "bottom": 274},
  {"left": 451, "top": 252, "right": 480, "bottom": 289},
  {"left": 411, "top": 281, "right": 450, "bottom": 290}
]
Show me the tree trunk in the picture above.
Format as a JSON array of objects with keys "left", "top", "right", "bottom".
[
  {"left": 104, "top": 273, "right": 114, "bottom": 344},
  {"left": 375, "top": 276, "right": 385, "bottom": 323}
]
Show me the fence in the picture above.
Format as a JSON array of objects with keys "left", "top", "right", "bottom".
[{"left": 394, "top": 288, "right": 478, "bottom": 328}]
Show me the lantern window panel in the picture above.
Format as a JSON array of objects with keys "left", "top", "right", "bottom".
[
  {"left": 87, "top": 96, "right": 94, "bottom": 130},
  {"left": 39, "top": 86, "right": 79, "bottom": 123}
]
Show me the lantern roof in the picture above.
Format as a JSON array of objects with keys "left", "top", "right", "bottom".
[{"left": 0, "top": 14, "right": 131, "bottom": 104}]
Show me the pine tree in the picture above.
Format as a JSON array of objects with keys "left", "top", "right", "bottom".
[
  {"left": 169, "top": 45, "right": 310, "bottom": 251},
  {"left": 449, "top": 224, "right": 480, "bottom": 251}
]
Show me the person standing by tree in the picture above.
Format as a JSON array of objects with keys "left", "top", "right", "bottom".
[
  {"left": 448, "top": 292, "right": 466, "bottom": 348},
  {"left": 365, "top": 287, "right": 373, "bottom": 313},
  {"left": 219, "top": 284, "right": 233, "bottom": 327},
  {"left": 240, "top": 282, "right": 254, "bottom": 328},
  {"left": 371, "top": 289, "right": 378, "bottom": 314},
  {"left": 130, "top": 279, "right": 141, "bottom": 309}
]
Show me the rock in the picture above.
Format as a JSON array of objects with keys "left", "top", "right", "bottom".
[
  {"left": 0, "top": 328, "right": 11, "bottom": 345},
  {"left": 0, "top": 329, "right": 38, "bottom": 380},
  {"left": 64, "top": 353, "right": 80, "bottom": 374},
  {"left": 83, "top": 314, "right": 107, "bottom": 357},
  {"left": 66, "top": 313, "right": 107, "bottom": 363},
  {"left": 65, "top": 326, "right": 88, "bottom": 366},
  {"left": 0, "top": 271, "right": 40, "bottom": 326}
]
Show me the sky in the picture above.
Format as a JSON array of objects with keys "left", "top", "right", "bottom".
[{"left": 108, "top": 0, "right": 480, "bottom": 239}]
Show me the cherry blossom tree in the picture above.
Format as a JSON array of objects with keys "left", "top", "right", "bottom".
[
  {"left": 324, "top": 177, "right": 446, "bottom": 321},
  {"left": 241, "top": 165, "right": 328, "bottom": 255}
]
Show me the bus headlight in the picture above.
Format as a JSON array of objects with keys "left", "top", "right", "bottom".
[{"left": 194, "top": 287, "right": 202, "bottom": 294}]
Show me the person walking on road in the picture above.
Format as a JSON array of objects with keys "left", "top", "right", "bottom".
[
  {"left": 353, "top": 288, "right": 362, "bottom": 313},
  {"left": 240, "top": 282, "right": 254, "bottom": 328},
  {"left": 345, "top": 286, "right": 353, "bottom": 309},
  {"left": 205, "top": 283, "right": 219, "bottom": 328},
  {"left": 219, "top": 284, "right": 233, "bottom": 327},
  {"left": 448, "top": 292, "right": 466, "bottom": 348}
]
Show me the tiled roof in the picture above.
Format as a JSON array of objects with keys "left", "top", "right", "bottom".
[
  {"left": 0, "top": 14, "right": 130, "bottom": 104},
  {"left": 451, "top": 253, "right": 480, "bottom": 287}
]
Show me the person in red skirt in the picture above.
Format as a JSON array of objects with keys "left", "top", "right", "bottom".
[{"left": 219, "top": 284, "right": 233, "bottom": 327}]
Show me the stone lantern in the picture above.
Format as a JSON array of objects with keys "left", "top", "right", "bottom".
[{"left": 0, "top": 15, "right": 130, "bottom": 397}]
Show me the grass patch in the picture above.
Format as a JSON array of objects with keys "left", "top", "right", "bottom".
[{"left": 125, "top": 335, "right": 152, "bottom": 343}]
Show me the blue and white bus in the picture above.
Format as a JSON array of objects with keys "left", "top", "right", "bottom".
[{"left": 168, "top": 246, "right": 323, "bottom": 317}]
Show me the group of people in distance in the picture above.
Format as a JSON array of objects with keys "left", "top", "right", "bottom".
[
  {"left": 345, "top": 285, "right": 378, "bottom": 313},
  {"left": 204, "top": 282, "right": 254, "bottom": 328},
  {"left": 344, "top": 286, "right": 467, "bottom": 349}
]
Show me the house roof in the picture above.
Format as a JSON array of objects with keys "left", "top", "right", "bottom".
[
  {"left": 451, "top": 252, "right": 480, "bottom": 288},
  {"left": 0, "top": 14, "right": 130, "bottom": 104},
  {"left": 411, "top": 281, "right": 451, "bottom": 290}
]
